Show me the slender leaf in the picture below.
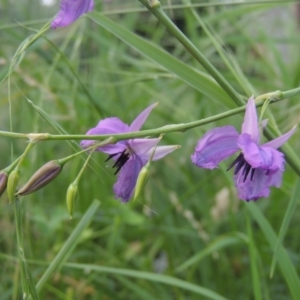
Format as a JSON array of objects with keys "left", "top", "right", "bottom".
[
  {"left": 247, "top": 203, "right": 300, "bottom": 300},
  {"left": 89, "top": 12, "right": 234, "bottom": 108},
  {"left": 270, "top": 178, "right": 300, "bottom": 277},
  {"left": 36, "top": 199, "right": 100, "bottom": 292},
  {"left": 63, "top": 262, "right": 229, "bottom": 300}
]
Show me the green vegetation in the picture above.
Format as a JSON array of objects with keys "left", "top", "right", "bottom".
[{"left": 1, "top": 0, "right": 300, "bottom": 299}]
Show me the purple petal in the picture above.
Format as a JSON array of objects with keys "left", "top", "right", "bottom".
[
  {"left": 113, "top": 156, "right": 146, "bottom": 202},
  {"left": 129, "top": 138, "right": 160, "bottom": 157},
  {"left": 238, "top": 134, "right": 284, "bottom": 172},
  {"left": 80, "top": 117, "right": 129, "bottom": 149},
  {"left": 129, "top": 103, "right": 157, "bottom": 132},
  {"left": 51, "top": 0, "right": 94, "bottom": 29},
  {"left": 241, "top": 96, "right": 259, "bottom": 142},
  {"left": 234, "top": 167, "right": 283, "bottom": 201},
  {"left": 191, "top": 126, "right": 239, "bottom": 169},
  {"left": 262, "top": 126, "right": 296, "bottom": 149},
  {"left": 149, "top": 145, "right": 180, "bottom": 161}
]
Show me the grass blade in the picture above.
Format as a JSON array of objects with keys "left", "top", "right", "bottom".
[
  {"left": 270, "top": 178, "right": 300, "bottom": 277},
  {"left": 63, "top": 262, "right": 229, "bottom": 300},
  {"left": 247, "top": 202, "right": 300, "bottom": 300},
  {"left": 36, "top": 199, "right": 100, "bottom": 292},
  {"left": 89, "top": 12, "right": 234, "bottom": 108}
]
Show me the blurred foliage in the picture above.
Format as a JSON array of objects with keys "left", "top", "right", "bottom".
[{"left": 1, "top": 0, "right": 300, "bottom": 299}]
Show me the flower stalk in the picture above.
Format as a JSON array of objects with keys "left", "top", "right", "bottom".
[
  {"left": 66, "top": 149, "right": 95, "bottom": 218},
  {"left": 0, "top": 88, "right": 297, "bottom": 143},
  {"left": 17, "top": 139, "right": 112, "bottom": 196},
  {"left": 138, "top": 0, "right": 243, "bottom": 106},
  {"left": 7, "top": 142, "right": 35, "bottom": 202}
]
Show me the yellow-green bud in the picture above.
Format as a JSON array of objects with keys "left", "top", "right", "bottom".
[
  {"left": 134, "top": 162, "right": 151, "bottom": 201},
  {"left": 17, "top": 160, "right": 62, "bottom": 196},
  {"left": 0, "top": 171, "right": 9, "bottom": 198},
  {"left": 66, "top": 183, "right": 78, "bottom": 219},
  {"left": 7, "top": 170, "right": 20, "bottom": 203}
]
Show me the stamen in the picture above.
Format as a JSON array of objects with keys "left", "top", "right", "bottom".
[
  {"left": 234, "top": 158, "right": 245, "bottom": 175},
  {"left": 243, "top": 164, "right": 251, "bottom": 182},
  {"left": 227, "top": 153, "right": 256, "bottom": 182},
  {"left": 106, "top": 150, "right": 130, "bottom": 175},
  {"left": 105, "top": 153, "right": 119, "bottom": 162},
  {"left": 226, "top": 153, "right": 243, "bottom": 171}
]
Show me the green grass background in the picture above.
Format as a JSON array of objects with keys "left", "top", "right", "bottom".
[{"left": 1, "top": 0, "right": 300, "bottom": 299}]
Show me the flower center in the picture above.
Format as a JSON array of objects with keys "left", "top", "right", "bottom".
[
  {"left": 227, "top": 153, "right": 255, "bottom": 182},
  {"left": 105, "top": 150, "right": 130, "bottom": 175}
]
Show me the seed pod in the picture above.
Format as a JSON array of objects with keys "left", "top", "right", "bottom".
[
  {"left": 0, "top": 172, "right": 8, "bottom": 198},
  {"left": 134, "top": 162, "right": 151, "bottom": 201},
  {"left": 17, "top": 160, "right": 62, "bottom": 196},
  {"left": 7, "top": 170, "right": 20, "bottom": 203},
  {"left": 66, "top": 183, "right": 78, "bottom": 219}
]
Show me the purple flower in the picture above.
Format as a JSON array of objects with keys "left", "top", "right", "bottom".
[
  {"left": 51, "top": 0, "right": 94, "bottom": 29},
  {"left": 191, "top": 96, "right": 296, "bottom": 201},
  {"left": 81, "top": 103, "right": 179, "bottom": 202}
]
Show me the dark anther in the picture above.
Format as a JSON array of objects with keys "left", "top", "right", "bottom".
[
  {"left": 226, "top": 153, "right": 243, "bottom": 171},
  {"left": 105, "top": 150, "right": 130, "bottom": 175},
  {"left": 227, "top": 153, "right": 255, "bottom": 182},
  {"left": 105, "top": 153, "right": 119, "bottom": 162}
]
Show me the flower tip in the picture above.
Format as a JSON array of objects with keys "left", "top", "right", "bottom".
[
  {"left": 17, "top": 160, "right": 62, "bottom": 196},
  {"left": 66, "top": 183, "right": 78, "bottom": 218},
  {"left": 7, "top": 170, "right": 20, "bottom": 202},
  {"left": 134, "top": 163, "right": 151, "bottom": 201}
]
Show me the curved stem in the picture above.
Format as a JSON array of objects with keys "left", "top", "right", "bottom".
[
  {"left": 0, "top": 88, "right": 297, "bottom": 142},
  {"left": 139, "top": 0, "right": 244, "bottom": 106}
]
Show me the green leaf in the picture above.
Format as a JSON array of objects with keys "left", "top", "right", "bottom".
[
  {"left": 270, "top": 178, "right": 300, "bottom": 277},
  {"left": 63, "top": 262, "right": 229, "bottom": 300},
  {"left": 176, "top": 233, "right": 246, "bottom": 272},
  {"left": 36, "top": 199, "right": 100, "bottom": 292},
  {"left": 247, "top": 202, "right": 300, "bottom": 300},
  {"left": 89, "top": 12, "right": 234, "bottom": 108}
]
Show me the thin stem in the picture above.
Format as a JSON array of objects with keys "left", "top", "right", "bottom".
[
  {"left": 139, "top": 0, "right": 244, "bottom": 106},
  {"left": 0, "top": 105, "right": 245, "bottom": 141},
  {"left": 57, "top": 138, "right": 114, "bottom": 165},
  {"left": 73, "top": 149, "right": 95, "bottom": 185},
  {"left": 15, "top": 142, "right": 35, "bottom": 171},
  {"left": 0, "top": 89, "right": 297, "bottom": 142}
]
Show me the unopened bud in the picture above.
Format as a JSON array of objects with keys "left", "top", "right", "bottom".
[
  {"left": 17, "top": 160, "right": 63, "bottom": 196},
  {"left": 0, "top": 172, "right": 9, "bottom": 198},
  {"left": 134, "top": 162, "right": 151, "bottom": 201},
  {"left": 7, "top": 170, "right": 20, "bottom": 203},
  {"left": 66, "top": 183, "right": 78, "bottom": 218}
]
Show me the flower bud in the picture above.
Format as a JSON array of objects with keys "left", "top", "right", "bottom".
[
  {"left": 66, "top": 183, "right": 78, "bottom": 219},
  {"left": 0, "top": 172, "right": 8, "bottom": 198},
  {"left": 7, "top": 170, "right": 20, "bottom": 203},
  {"left": 17, "top": 160, "right": 63, "bottom": 196},
  {"left": 134, "top": 162, "right": 151, "bottom": 201}
]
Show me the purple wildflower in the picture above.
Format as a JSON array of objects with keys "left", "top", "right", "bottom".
[
  {"left": 81, "top": 103, "right": 179, "bottom": 202},
  {"left": 51, "top": 0, "right": 94, "bottom": 29},
  {"left": 191, "top": 96, "right": 296, "bottom": 201}
]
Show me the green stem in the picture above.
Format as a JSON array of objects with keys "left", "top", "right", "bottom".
[
  {"left": 0, "top": 88, "right": 297, "bottom": 142},
  {"left": 14, "top": 197, "right": 39, "bottom": 299},
  {"left": 3, "top": 156, "right": 22, "bottom": 174},
  {"left": 138, "top": 0, "right": 244, "bottom": 106},
  {"left": 15, "top": 142, "right": 36, "bottom": 171},
  {"left": 0, "top": 105, "right": 245, "bottom": 141},
  {"left": 57, "top": 138, "right": 114, "bottom": 165},
  {"left": 73, "top": 149, "right": 95, "bottom": 185}
]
